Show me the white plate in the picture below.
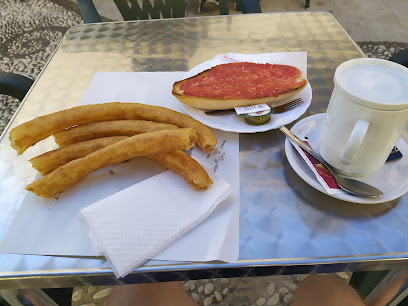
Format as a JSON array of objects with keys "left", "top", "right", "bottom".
[
  {"left": 179, "top": 59, "right": 312, "bottom": 133},
  {"left": 285, "top": 113, "right": 408, "bottom": 204}
]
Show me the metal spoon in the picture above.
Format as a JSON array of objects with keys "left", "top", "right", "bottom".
[{"left": 279, "top": 126, "right": 383, "bottom": 198}]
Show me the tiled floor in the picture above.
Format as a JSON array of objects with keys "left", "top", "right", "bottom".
[{"left": 262, "top": 0, "right": 408, "bottom": 42}]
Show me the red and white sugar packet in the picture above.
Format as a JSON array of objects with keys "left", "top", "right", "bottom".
[{"left": 290, "top": 138, "right": 345, "bottom": 195}]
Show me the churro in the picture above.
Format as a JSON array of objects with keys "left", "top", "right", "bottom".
[
  {"left": 26, "top": 128, "right": 197, "bottom": 197},
  {"left": 54, "top": 120, "right": 177, "bottom": 147},
  {"left": 31, "top": 136, "right": 212, "bottom": 190},
  {"left": 149, "top": 150, "right": 213, "bottom": 190},
  {"left": 9, "top": 102, "right": 217, "bottom": 154},
  {"left": 30, "top": 136, "right": 128, "bottom": 175}
]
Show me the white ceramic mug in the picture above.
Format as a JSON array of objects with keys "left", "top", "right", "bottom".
[{"left": 319, "top": 58, "right": 408, "bottom": 177}]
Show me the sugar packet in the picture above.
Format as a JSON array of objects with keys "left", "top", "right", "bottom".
[{"left": 290, "top": 138, "right": 345, "bottom": 195}]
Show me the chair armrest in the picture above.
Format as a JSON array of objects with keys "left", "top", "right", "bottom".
[
  {"left": 0, "top": 72, "right": 34, "bottom": 101},
  {"left": 388, "top": 49, "right": 408, "bottom": 68},
  {"left": 77, "top": 0, "right": 103, "bottom": 23}
]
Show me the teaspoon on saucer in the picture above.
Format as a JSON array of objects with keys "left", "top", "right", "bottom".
[{"left": 279, "top": 126, "right": 383, "bottom": 198}]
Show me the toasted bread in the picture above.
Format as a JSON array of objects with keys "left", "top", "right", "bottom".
[{"left": 172, "top": 62, "right": 308, "bottom": 110}]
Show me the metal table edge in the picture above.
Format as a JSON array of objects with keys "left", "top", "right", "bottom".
[{"left": 1, "top": 253, "right": 408, "bottom": 288}]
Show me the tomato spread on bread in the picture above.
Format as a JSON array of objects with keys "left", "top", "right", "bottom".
[
  {"left": 178, "top": 62, "right": 307, "bottom": 99},
  {"left": 172, "top": 62, "right": 308, "bottom": 110}
]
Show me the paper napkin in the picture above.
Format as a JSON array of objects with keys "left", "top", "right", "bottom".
[
  {"left": 0, "top": 72, "right": 239, "bottom": 263},
  {"left": 290, "top": 138, "right": 345, "bottom": 195},
  {"left": 80, "top": 169, "right": 232, "bottom": 278}
]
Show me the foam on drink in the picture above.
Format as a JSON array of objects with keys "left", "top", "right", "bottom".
[{"left": 337, "top": 62, "right": 408, "bottom": 106}]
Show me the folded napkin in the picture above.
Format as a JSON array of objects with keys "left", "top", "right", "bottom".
[{"left": 80, "top": 169, "right": 232, "bottom": 278}]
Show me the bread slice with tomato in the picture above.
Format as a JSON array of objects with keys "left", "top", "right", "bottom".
[{"left": 172, "top": 62, "right": 308, "bottom": 110}]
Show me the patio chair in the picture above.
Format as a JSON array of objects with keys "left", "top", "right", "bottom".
[
  {"left": 0, "top": 72, "right": 34, "bottom": 101},
  {"left": 77, "top": 0, "right": 186, "bottom": 22},
  {"left": 389, "top": 48, "right": 408, "bottom": 67},
  {"left": 76, "top": 0, "right": 262, "bottom": 23}
]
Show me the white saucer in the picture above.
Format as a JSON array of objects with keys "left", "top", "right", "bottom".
[
  {"left": 285, "top": 113, "right": 408, "bottom": 204},
  {"left": 179, "top": 59, "right": 312, "bottom": 133}
]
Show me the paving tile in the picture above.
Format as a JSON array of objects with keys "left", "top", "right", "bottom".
[
  {"left": 386, "top": 0, "right": 408, "bottom": 28},
  {"left": 337, "top": 7, "right": 408, "bottom": 42},
  {"left": 333, "top": 0, "right": 387, "bottom": 10}
]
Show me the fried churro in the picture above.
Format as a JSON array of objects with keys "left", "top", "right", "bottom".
[
  {"left": 30, "top": 136, "right": 128, "bottom": 175},
  {"left": 54, "top": 120, "right": 178, "bottom": 147},
  {"left": 9, "top": 102, "right": 217, "bottom": 154},
  {"left": 149, "top": 150, "right": 212, "bottom": 190},
  {"left": 26, "top": 128, "right": 197, "bottom": 197},
  {"left": 31, "top": 136, "right": 212, "bottom": 190}
]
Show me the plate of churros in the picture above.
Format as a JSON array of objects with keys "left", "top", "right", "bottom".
[
  {"left": 172, "top": 53, "right": 312, "bottom": 133},
  {"left": 9, "top": 102, "right": 218, "bottom": 198}
]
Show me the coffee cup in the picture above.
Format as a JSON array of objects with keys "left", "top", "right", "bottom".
[{"left": 319, "top": 58, "right": 408, "bottom": 177}]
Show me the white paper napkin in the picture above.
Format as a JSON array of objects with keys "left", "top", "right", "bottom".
[
  {"left": 80, "top": 169, "right": 232, "bottom": 278},
  {"left": 0, "top": 72, "right": 240, "bottom": 264}
]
